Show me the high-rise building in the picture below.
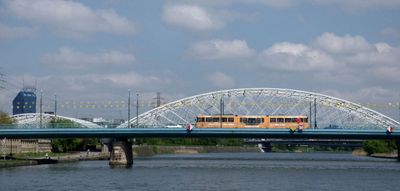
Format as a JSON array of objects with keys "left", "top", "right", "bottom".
[{"left": 12, "top": 87, "right": 37, "bottom": 115}]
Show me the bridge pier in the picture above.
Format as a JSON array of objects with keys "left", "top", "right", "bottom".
[
  {"left": 109, "top": 139, "right": 133, "bottom": 167},
  {"left": 397, "top": 140, "right": 400, "bottom": 162},
  {"left": 258, "top": 142, "right": 272, "bottom": 152}
]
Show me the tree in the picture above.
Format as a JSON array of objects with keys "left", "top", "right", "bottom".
[
  {"left": 0, "top": 111, "right": 15, "bottom": 127},
  {"left": 363, "top": 140, "right": 397, "bottom": 155},
  {"left": 49, "top": 118, "right": 100, "bottom": 152}
]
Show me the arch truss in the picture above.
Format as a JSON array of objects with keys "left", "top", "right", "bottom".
[
  {"left": 10, "top": 113, "right": 102, "bottom": 128},
  {"left": 119, "top": 88, "right": 399, "bottom": 130}
]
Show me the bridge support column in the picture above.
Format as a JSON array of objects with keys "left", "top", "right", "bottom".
[
  {"left": 397, "top": 140, "right": 400, "bottom": 162},
  {"left": 109, "top": 139, "right": 133, "bottom": 167},
  {"left": 258, "top": 142, "right": 272, "bottom": 152}
]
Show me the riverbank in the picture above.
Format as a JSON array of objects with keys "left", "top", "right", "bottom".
[
  {"left": 0, "top": 151, "right": 109, "bottom": 168},
  {"left": 1, "top": 145, "right": 259, "bottom": 168},
  {"left": 133, "top": 145, "right": 260, "bottom": 156},
  {"left": 352, "top": 149, "right": 398, "bottom": 159}
]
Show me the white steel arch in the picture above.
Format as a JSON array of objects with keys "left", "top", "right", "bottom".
[
  {"left": 11, "top": 113, "right": 102, "bottom": 128},
  {"left": 119, "top": 88, "right": 400, "bottom": 130}
]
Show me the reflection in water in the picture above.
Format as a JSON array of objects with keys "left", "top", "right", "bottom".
[{"left": 1, "top": 152, "right": 399, "bottom": 191}]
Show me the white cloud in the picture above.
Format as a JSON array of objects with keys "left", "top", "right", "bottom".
[
  {"left": 259, "top": 42, "right": 337, "bottom": 71},
  {"left": 187, "top": 39, "right": 255, "bottom": 60},
  {"left": 0, "top": 23, "right": 36, "bottom": 40},
  {"left": 312, "top": 0, "right": 400, "bottom": 10},
  {"left": 179, "top": 0, "right": 297, "bottom": 8},
  {"left": 207, "top": 72, "right": 235, "bottom": 88},
  {"left": 41, "top": 47, "right": 135, "bottom": 70},
  {"left": 345, "top": 43, "right": 400, "bottom": 66},
  {"left": 313, "top": 32, "right": 374, "bottom": 55},
  {"left": 163, "top": 4, "right": 223, "bottom": 31},
  {"left": 4, "top": 0, "right": 136, "bottom": 37}
]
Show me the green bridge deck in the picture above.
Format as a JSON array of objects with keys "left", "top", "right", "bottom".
[{"left": 1, "top": 128, "right": 399, "bottom": 140}]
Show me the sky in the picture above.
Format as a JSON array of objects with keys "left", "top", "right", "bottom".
[{"left": 0, "top": 0, "right": 399, "bottom": 120}]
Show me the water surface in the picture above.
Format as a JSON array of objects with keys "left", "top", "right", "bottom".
[{"left": 1, "top": 152, "right": 399, "bottom": 191}]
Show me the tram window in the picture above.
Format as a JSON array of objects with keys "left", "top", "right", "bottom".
[
  {"left": 302, "top": 118, "right": 308, "bottom": 123},
  {"left": 285, "top": 118, "right": 290, "bottom": 123},
  {"left": 228, "top": 118, "right": 234, "bottom": 122},
  {"left": 212, "top": 118, "right": 220, "bottom": 122},
  {"left": 242, "top": 118, "right": 262, "bottom": 125},
  {"left": 277, "top": 118, "right": 284, "bottom": 123},
  {"left": 222, "top": 117, "right": 227, "bottom": 122},
  {"left": 270, "top": 118, "right": 277, "bottom": 123},
  {"left": 262, "top": 118, "right": 264, "bottom": 123},
  {"left": 206, "top": 118, "right": 212, "bottom": 122}
]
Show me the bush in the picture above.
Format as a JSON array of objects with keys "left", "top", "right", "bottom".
[{"left": 363, "top": 140, "right": 397, "bottom": 155}]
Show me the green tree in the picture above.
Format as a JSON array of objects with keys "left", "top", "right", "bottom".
[
  {"left": 0, "top": 111, "right": 15, "bottom": 127},
  {"left": 49, "top": 118, "right": 100, "bottom": 152},
  {"left": 363, "top": 140, "right": 397, "bottom": 155}
]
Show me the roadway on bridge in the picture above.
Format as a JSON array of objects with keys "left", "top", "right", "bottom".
[{"left": 1, "top": 128, "right": 399, "bottom": 140}]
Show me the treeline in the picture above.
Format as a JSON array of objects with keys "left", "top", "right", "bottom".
[
  {"left": 135, "top": 138, "right": 245, "bottom": 146},
  {"left": 363, "top": 140, "right": 397, "bottom": 155},
  {"left": 0, "top": 111, "right": 16, "bottom": 126}
]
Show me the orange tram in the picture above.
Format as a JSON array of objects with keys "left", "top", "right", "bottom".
[{"left": 195, "top": 115, "right": 309, "bottom": 130}]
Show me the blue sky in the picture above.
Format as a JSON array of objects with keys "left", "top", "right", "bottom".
[{"left": 0, "top": 0, "right": 399, "bottom": 119}]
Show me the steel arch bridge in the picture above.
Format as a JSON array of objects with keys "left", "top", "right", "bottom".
[
  {"left": 119, "top": 88, "right": 400, "bottom": 130},
  {"left": 10, "top": 113, "right": 102, "bottom": 128}
]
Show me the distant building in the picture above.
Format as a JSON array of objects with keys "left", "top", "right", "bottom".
[{"left": 12, "top": 87, "right": 37, "bottom": 115}]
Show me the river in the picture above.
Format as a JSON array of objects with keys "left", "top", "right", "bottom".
[{"left": 1, "top": 152, "right": 399, "bottom": 191}]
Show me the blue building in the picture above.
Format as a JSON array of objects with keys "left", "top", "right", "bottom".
[{"left": 12, "top": 87, "right": 37, "bottom": 115}]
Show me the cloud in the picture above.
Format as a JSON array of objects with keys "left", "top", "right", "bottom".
[
  {"left": 207, "top": 72, "right": 235, "bottom": 88},
  {"left": 259, "top": 42, "right": 337, "bottom": 71},
  {"left": 78, "top": 72, "right": 171, "bottom": 89},
  {"left": 179, "top": 0, "right": 297, "bottom": 8},
  {"left": 311, "top": 0, "right": 400, "bottom": 10},
  {"left": 344, "top": 43, "right": 400, "bottom": 66},
  {"left": 313, "top": 32, "right": 374, "bottom": 55},
  {"left": 0, "top": 23, "right": 36, "bottom": 40},
  {"left": 4, "top": 0, "right": 136, "bottom": 37},
  {"left": 163, "top": 4, "right": 223, "bottom": 31},
  {"left": 187, "top": 39, "right": 255, "bottom": 60},
  {"left": 41, "top": 47, "right": 135, "bottom": 70}
]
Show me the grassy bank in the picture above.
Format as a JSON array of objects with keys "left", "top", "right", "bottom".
[{"left": 0, "top": 159, "right": 38, "bottom": 168}]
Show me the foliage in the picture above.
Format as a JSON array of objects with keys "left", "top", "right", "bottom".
[
  {"left": 48, "top": 118, "right": 79, "bottom": 128},
  {"left": 0, "top": 111, "right": 16, "bottom": 127},
  {"left": 363, "top": 140, "right": 397, "bottom": 155},
  {"left": 135, "top": 138, "right": 245, "bottom": 146},
  {"left": 49, "top": 117, "right": 100, "bottom": 152}
]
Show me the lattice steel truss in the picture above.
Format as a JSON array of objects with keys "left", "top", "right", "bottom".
[
  {"left": 10, "top": 113, "right": 102, "bottom": 128},
  {"left": 118, "top": 88, "right": 400, "bottom": 130}
]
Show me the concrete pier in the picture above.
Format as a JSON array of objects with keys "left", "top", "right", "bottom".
[
  {"left": 258, "top": 142, "right": 272, "bottom": 152},
  {"left": 109, "top": 139, "right": 133, "bottom": 167},
  {"left": 397, "top": 140, "right": 400, "bottom": 162}
]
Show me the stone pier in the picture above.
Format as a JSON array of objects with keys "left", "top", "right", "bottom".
[{"left": 109, "top": 139, "right": 133, "bottom": 167}]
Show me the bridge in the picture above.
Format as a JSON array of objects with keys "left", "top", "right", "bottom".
[{"left": 1, "top": 88, "right": 400, "bottom": 166}]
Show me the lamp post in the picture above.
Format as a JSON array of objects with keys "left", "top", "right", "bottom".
[
  {"left": 220, "top": 95, "right": 224, "bottom": 128},
  {"left": 128, "top": 90, "right": 131, "bottom": 128},
  {"left": 309, "top": 94, "right": 312, "bottom": 128},
  {"left": 40, "top": 90, "right": 43, "bottom": 128},
  {"left": 136, "top": 93, "right": 139, "bottom": 128},
  {"left": 314, "top": 96, "right": 317, "bottom": 129}
]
